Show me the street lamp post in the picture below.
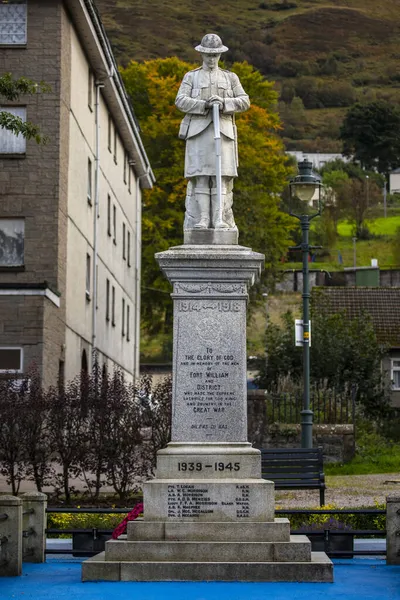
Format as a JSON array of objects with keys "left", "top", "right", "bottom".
[{"left": 289, "top": 159, "right": 323, "bottom": 449}]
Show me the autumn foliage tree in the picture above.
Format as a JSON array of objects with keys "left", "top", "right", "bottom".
[{"left": 121, "top": 58, "right": 294, "bottom": 334}]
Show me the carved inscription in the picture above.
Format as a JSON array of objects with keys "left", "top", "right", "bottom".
[
  {"left": 177, "top": 300, "right": 240, "bottom": 312},
  {"left": 173, "top": 297, "right": 247, "bottom": 442},
  {"left": 167, "top": 484, "right": 251, "bottom": 518},
  {"left": 177, "top": 344, "right": 242, "bottom": 440}
]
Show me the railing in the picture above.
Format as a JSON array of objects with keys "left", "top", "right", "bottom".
[
  {"left": 45, "top": 506, "right": 386, "bottom": 559},
  {"left": 266, "top": 387, "right": 356, "bottom": 425}
]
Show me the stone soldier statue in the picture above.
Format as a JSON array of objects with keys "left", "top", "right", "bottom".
[{"left": 175, "top": 34, "right": 250, "bottom": 231}]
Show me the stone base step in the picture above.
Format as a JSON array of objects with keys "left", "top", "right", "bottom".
[
  {"left": 82, "top": 551, "right": 333, "bottom": 582},
  {"left": 127, "top": 518, "right": 290, "bottom": 542},
  {"left": 105, "top": 535, "right": 310, "bottom": 562}
]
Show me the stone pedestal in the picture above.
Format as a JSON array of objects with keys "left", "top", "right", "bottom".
[{"left": 82, "top": 244, "right": 333, "bottom": 582}]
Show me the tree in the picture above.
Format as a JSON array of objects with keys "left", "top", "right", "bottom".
[
  {"left": 0, "top": 73, "right": 49, "bottom": 143},
  {"left": 340, "top": 101, "right": 400, "bottom": 176},
  {"left": 256, "top": 309, "right": 391, "bottom": 419},
  {"left": 120, "top": 58, "right": 295, "bottom": 334}
]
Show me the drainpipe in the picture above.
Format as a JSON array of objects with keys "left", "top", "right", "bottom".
[
  {"left": 92, "top": 81, "right": 104, "bottom": 368},
  {"left": 132, "top": 169, "right": 148, "bottom": 382}
]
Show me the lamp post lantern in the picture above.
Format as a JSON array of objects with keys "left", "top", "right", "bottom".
[{"left": 288, "top": 159, "right": 323, "bottom": 449}]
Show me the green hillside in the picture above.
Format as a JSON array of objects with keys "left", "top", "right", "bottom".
[{"left": 95, "top": 0, "right": 400, "bottom": 150}]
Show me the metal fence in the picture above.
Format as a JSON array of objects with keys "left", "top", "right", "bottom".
[
  {"left": 266, "top": 387, "right": 356, "bottom": 424},
  {"left": 45, "top": 506, "right": 385, "bottom": 559}
]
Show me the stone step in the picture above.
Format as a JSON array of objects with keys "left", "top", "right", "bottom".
[
  {"left": 127, "top": 518, "right": 291, "bottom": 542},
  {"left": 104, "top": 536, "right": 311, "bottom": 563},
  {"left": 82, "top": 551, "right": 333, "bottom": 582}
]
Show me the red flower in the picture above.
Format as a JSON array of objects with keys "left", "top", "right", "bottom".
[{"left": 111, "top": 502, "right": 144, "bottom": 539}]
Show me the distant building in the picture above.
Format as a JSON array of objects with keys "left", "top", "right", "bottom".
[
  {"left": 287, "top": 151, "right": 350, "bottom": 170},
  {"left": 0, "top": 0, "right": 154, "bottom": 386},
  {"left": 389, "top": 168, "right": 400, "bottom": 194},
  {"left": 311, "top": 287, "right": 400, "bottom": 408}
]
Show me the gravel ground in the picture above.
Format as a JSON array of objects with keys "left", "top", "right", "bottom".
[{"left": 276, "top": 473, "right": 400, "bottom": 508}]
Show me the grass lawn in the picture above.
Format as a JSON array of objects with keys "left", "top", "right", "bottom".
[
  {"left": 325, "top": 447, "right": 400, "bottom": 476},
  {"left": 337, "top": 216, "right": 400, "bottom": 237}
]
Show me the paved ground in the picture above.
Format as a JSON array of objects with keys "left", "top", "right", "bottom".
[{"left": 1, "top": 559, "right": 399, "bottom": 600}]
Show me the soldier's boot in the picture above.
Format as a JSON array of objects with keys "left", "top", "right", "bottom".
[
  {"left": 211, "top": 192, "right": 230, "bottom": 229},
  {"left": 193, "top": 190, "right": 211, "bottom": 228}
]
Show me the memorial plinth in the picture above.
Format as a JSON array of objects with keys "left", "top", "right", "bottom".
[{"left": 82, "top": 244, "right": 333, "bottom": 582}]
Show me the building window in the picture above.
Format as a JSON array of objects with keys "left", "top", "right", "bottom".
[
  {"left": 86, "top": 253, "right": 91, "bottom": 300},
  {"left": 113, "top": 204, "right": 116, "bottom": 245},
  {"left": 81, "top": 349, "right": 88, "bottom": 375},
  {"left": 122, "top": 298, "right": 125, "bottom": 337},
  {"left": 111, "top": 286, "right": 116, "bottom": 326},
  {"left": 0, "top": 106, "right": 26, "bottom": 154},
  {"left": 0, "top": 347, "right": 23, "bottom": 373},
  {"left": 391, "top": 359, "right": 400, "bottom": 390},
  {"left": 122, "top": 223, "right": 126, "bottom": 260},
  {"left": 127, "top": 230, "right": 131, "bottom": 267},
  {"left": 88, "top": 68, "right": 94, "bottom": 111},
  {"left": 107, "top": 194, "right": 111, "bottom": 236},
  {"left": 87, "top": 158, "right": 92, "bottom": 205},
  {"left": 127, "top": 304, "right": 130, "bottom": 341},
  {"left": 123, "top": 152, "right": 127, "bottom": 184},
  {"left": 106, "top": 278, "right": 110, "bottom": 321},
  {"left": 0, "top": 1, "right": 27, "bottom": 45},
  {"left": 114, "top": 125, "right": 118, "bottom": 164},
  {"left": 128, "top": 165, "right": 132, "bottom": 193},
  {"left": 108, "top": 114, "right": 112, "bottom": 152},
  {"left": 0, "top": 218, "right": 24, "bottom": 266}
]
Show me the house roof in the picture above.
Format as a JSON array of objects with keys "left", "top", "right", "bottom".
[{"left": 311, "top": 287, "right": 400, "bottom": 347}]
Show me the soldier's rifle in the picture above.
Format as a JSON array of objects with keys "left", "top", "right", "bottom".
[{"left": 212, "top": 102, "right": 223, "bottom": 227}]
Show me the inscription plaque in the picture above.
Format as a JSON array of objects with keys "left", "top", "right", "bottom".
[
  {"left": 172, "top": 298, "right": 247, "bottom": 442},
  {"left": 167, "top": 483, "right": 250, "bottom": 519}
]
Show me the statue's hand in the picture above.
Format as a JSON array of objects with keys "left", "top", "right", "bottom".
[{"left": 206, "top": 96, "right": 224, "bottom": 110}]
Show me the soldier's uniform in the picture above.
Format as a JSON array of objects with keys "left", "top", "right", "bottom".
[
  {"left": 176, "top": 67, "right": 250, "bottom": 178},
  {"left": 175, "top": 33, "right": 250, "bottom": 230}
]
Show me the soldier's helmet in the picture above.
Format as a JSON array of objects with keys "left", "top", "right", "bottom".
[{"left": 195, "top": 33, "right": 228, "bottom": 54}]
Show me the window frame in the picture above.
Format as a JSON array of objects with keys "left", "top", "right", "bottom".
[
  {"left": 0, "top": 105, "right": 27, "bottom": 155},
  {"left": 391, "top": 358, "right": 400, "bottom": 390},
  {"left": 111, "top": 285, "right": 116, "bottom": 327},
  {"left": 108, "top": 114, "right": 112, "bottom": 152},
  {"left": 107, "top": 194, "right": 111, "bottom": 237},
  {"left": 126, "top": 304, "right": 130, "bottom": 341},
  {"left": 114, "top": 125, "right": 118, "bottom": 164},
  {"left": 85, "top": 253, "right": 91, "bottom": 300},
  {"left": 122, "top": 222, "right": 126, "bottom": 260},
  {"left": 0, "top": 217, "right": 25, "bottom": 267},
  {"left": 127, "top": 230, "right": 131, "bottom": 267},
  {"left": 0, "top": 1, "right": 27, "bottom": 46},
  {"left": 106, "top": 278, "right": 110, "bottom": 322},
  {"left": 128, "top": 164, "right": 132, "bottom": 194},
  {"left": 87, "top": 158, "right": 93, "bottom": 205},
  {"left": 113, "top": 204, "right": 117, "bottom": 245},
  {"left": 122, "top": 297, "right": 125, "bottom": 337},
  {"left": 0, "top": 346, "right": 23, "bottom": 373}
]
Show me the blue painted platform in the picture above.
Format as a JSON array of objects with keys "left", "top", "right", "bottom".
[{"left": 0, "top": 558, "right": 399, "bottom": 600}]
